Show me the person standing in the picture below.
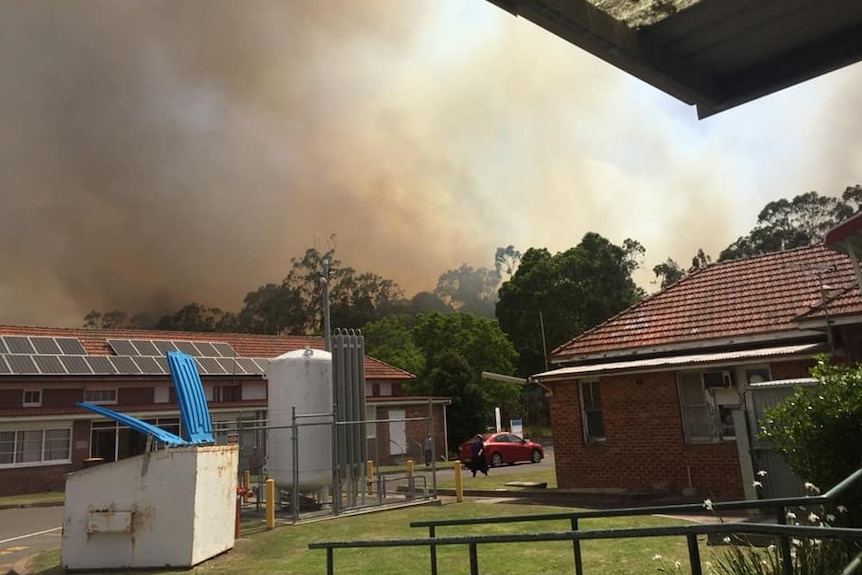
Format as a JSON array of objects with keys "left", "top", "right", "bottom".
[
  {"left": 423, "top": 433, "right": 433, "bottom": 467},
  {"left": 469, "top": 434, "right": 488, "bottom": 477}
]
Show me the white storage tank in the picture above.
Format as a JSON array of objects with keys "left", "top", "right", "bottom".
[{"left": 265, "top": 347, "right": 332, "bottom": 491}]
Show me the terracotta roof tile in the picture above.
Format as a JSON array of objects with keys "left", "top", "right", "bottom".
[
  {"left": 551, "top": 245, "right": 857, "bottom": 360},
  {"left": 0, "top": 325, "right": 413, "bottom": 380}
]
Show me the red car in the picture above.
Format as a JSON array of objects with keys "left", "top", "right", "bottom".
[{"left": 458, "top": 432, "right": 544, "bottom": 467}]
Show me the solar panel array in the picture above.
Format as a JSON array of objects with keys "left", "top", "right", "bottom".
[
  {"left": 0, "top": 353, "right": 270, "bottom": 376},
  {"left": 0, "top": 337, "right": 268, "bottom": 376},
  {"left": 107, "top": 339, "right": 237, "bottom": 358},
  {"left": 1, "top": 336, "right": 87, "bottom": 355}
]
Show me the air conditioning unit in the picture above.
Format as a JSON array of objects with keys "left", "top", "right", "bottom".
[{"left": 702, "top": 370, "right": 733, "bottom": 389}]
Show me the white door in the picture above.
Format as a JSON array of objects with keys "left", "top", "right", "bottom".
[{"left": 389, "top": 409, "right": 406, "bottom": 456}]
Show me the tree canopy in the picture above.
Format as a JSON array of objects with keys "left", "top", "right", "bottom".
[{"left": 496, "top": 233, "right": 645, "bottom": 377}]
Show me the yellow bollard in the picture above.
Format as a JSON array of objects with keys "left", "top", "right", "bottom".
[
  {"left": 406, "top": 459, "right": 414, "bottom": 477},
  {"left": 454, "top": 460, "right": 463, "bottom": 503},
  {"left": 243, "top": 470, "right": 251, "bottom": 503},
  {"left": 265, "top": 479, "right": 275, "bottom": 530},
  {"left": 367, "top": 460, "right": 375, "bottom": 495}
]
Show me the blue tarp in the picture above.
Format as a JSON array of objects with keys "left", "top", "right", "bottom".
[{"left": 77, "top": 349, "right": 214, "bottom": 446}]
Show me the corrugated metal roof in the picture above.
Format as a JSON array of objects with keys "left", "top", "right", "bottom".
[{"left": 536, "top": 342, "right": 824, "bottom": 381}]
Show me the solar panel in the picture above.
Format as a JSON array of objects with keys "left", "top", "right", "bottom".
[
  {"left": 193, "top": 341, "right": 219, "bottom": 357},
  {"left": 131, "top": 340, "right": 161, "bottom": 356},
  {"left": 0, "top": 356, "right": 10, "bottom": 374},
  {"left": 33, "top": 355, "right": 66, "bottom": 374},
  {"left": 31, "top": 337, "right": 62, "bottom": 355},
  {"left": 56, "top": 337, "right": 87, "bottom": 355},
  {"left": 196, "top": 357, "right": 226, "bottom": 375},
  {"left": 60, "top": 355, "right": 93, "bottom": 374},
  {"left": 107, "top": 339, "right": 139, "bottom": 356},
  {"left": 4, "top": 336, "right": 35, "bottom": 354},
  {"left": 216, "top": 357, "right": 243, "bottom": 374},
  {"left": 193, "top": 358, "right": 208, "bottom": 375},
  {"left": 235, "top": 358, "right": 261, "bottom": 374},
  {"left": 109, "top": 356, "right": 141, "bottom": 374},
  {"left": 211, "top": 342, "right": 237, "bottom": 358},
  {"left": 152, "top": 340, "right": 177, "bottom": 355},
  {"left": 0, "top": 339, "right": 6, "bottom": 354},
  {"left": 5, "top": 354, "right": 39, "bottom": 374},
  {"left": 174, "top": 341, "right": 201, "bottom": 356},
  {"left": 154, "top": 356, "right": 169, "bottom": 373},
  {"left": 252, "top": 358, "right": 270, "bottom": 373},
  {"left": 133, "top": 356, "right": 165, "bottom": 374},
  {"left": 86, "top": 356, "right": 117, "bottom": 375}
]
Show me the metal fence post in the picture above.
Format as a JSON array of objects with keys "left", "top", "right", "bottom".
[{"left": 571, "top": 517, "right": 583, "bottom": 575}]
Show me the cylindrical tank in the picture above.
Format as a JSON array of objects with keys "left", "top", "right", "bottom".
[{"left": 265, "top": 348, "right": 332, "bottom": 491}]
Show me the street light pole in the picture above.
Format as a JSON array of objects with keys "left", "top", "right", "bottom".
[{"left": 322, "top": 258, "right": 332, "bottom": 352}]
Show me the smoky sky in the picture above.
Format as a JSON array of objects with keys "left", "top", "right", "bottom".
[{"left": 1, "top": 1, "right": 861, "bottom": 327}]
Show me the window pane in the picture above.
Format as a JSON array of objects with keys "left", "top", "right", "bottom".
[
  {"left": 679, "top": 378, "right": 705, "bottom": 405},
  {"left": 44, "top": 429, "right": 71, "bottom": 461},
  {"left": 0, "top": 431, "right": 14, "bottom": 464},
  {"left": 684, "top": 405, "right": 711, "bottom": 439},
  {"left": 585, "top": 410, "right": 605, "bottom": 440},
  {"left": 17, "top": 430, "right": 43, "bottom": 463}
]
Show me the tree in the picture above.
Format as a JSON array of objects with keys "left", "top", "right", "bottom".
[
  {"left": 424, "top": 349, "right": 486, "bottom": 451},
  {"left": 494, "top": 245, "right": 522, "bottom": 279},
  {"left": 155, "top": 303, "right": 238, "bottom": 332},
  {"left": 83, "top": 309, "right": 155, "bottom": 329},
  {"left": 719, "top": 189, "right": 862, "bottom": 261},
  {"left": 361, "top": 315, "right": 425, "bottom": 377},
  {"left": 497, "top": 233, "right": 645, "bottom": 377},
  {"left": 653, "top": 259, "right": 685, "bottom": 289},
  {"left": 433, "top": 264, "right": 500, "bottom": 318}
]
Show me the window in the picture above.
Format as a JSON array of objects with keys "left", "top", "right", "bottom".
[
  {"left": 580, "top": 381, "right": 605, "bottom": 443},
  {"left": 22, "top": 390, "right": 42, "bottom": 407},
  {"left": 211, "top": 385, "right": 241, "bottom": 403},
  {"left": 0, "top": 428, "right": 71, "bottom": 467},
  {"left": 84, "top": 388, "right": 117, "bottom": 405},
  {"left": 678, "top": 370, "right": 742, "bottom": 442},
  {"left": 365, "top": 405, "right": 377, "bottom": 439}
]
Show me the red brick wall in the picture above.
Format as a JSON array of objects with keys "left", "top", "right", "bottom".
[
  {"left": 769, "top": 359, "right": 816, "bottom": 380},
  {"left": 0, "top": 388, "right": 20, "bottom": 408},
  {"left": 118, "top": 387, "right": 154, "bottom": 405},
  {"left": 42, "top": 388, "right": 84, "bottom": 408},
  {"left": 548, "top": 371, "right": 744, "bottom": 500}
]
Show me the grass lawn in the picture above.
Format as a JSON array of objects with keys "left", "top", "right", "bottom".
[
  {"left": 24, "top": 500, "right": 717, "bottom": 575},
  {"left": 0, "top": 491, "right": 64, "bottom": 507}
]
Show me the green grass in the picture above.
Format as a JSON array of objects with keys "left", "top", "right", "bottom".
[
  {"left": 0, "top": 491, "right": 64, "bottom": 507},
  {"left": 433, "top": 464, "right": 557, "bottom": 491},
  {"left": 23, "top": 501, "right": 709, "bottom": 575}
]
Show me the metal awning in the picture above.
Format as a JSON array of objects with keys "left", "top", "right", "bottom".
[{"left": 533, "top": 342, "right": 825, "bottom": 382}]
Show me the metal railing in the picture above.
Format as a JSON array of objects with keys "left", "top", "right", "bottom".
[{"left": 308, "top": 466, "right": 862, "bottom": 575}]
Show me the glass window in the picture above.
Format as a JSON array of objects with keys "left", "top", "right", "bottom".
[
  {"left": 0, "top": 431, "right": 14, "bottom": 464},
  {"left": 23, "top": 390, "right": 42, "bottom": 407},
  {"left": 580, "top": 381, "right": 605, "bottom": 443},
  {"left": 365, "top": 405, "right": 376, "bottom": 439},
  {"left": 17, "top": 430, "right": 43, "bottom": 463},
  {"left": 44, "top": 429, "right": 71, "bottom": 461},
  {"left": 84, "top": 388, "right": 117, "bottom": 405}
]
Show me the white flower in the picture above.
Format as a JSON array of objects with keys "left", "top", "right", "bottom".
[
  {"left": 653, "top": 554, "right": 662, "bottom": 561},
  {"left": 808, "top": 512, "right": 820, "bottom": 524},
  {"left": 786, "top": 511, "right": 797, "bottom": 520},
  {"left": 803, "top": 482, "right": 821, "bottom": 493},
  {"left": 838, "top": 505, "right": 848, "bottom": 513},
  {"left": 674, "top": 560, "right": 682, "bottom": 570},
  {"left": 792, "top": 538, "right": 802, "bottom": 547},
  {"left": 753, "top": 480, "right": 763, "bottom": 488},
  {"left": 703, "top": 498, "right": 713, "bottom": 511},
  {"left": 826, "top": 513, "right": 836, "bottom": 523},
  {"left": 757, "top": 470, "right": 768, "bottom": 476},
  {"left": 767, "top": 544, "right": 776, "bottom": 552},
  {"left": 723, "top": 536, "right": 731, "bottom": 543}
]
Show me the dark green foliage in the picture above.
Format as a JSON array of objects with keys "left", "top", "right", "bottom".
[
  {"left": 496, "top": 233, "right": 644, "bottom": 376},
  {"left": 759, "top": 357, "right": 862, "bottom": 526},
  {"left": 719, "top": 188, "right": 862, "bottom": 262},
  {"left": 156, "top": 303, "right": 238, "bottom": 332}
]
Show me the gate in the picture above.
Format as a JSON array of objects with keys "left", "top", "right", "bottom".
[{"left": 743, "top": 378, "right": 816, "bottom": 499}]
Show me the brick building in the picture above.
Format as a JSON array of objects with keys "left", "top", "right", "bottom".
[
  {"left": 535, "top": 228, "right": 862, "bottom": 501},
  {"left": 0, "top": 325, "right": 449, "bottom": 496}
]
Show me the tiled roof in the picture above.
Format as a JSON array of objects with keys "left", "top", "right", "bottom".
[
  {"left": 0, "top": 325, "right": 413, "bottom": 381},
  {"left": 550, "top": 245, "right": 859, "bottom": 361}
]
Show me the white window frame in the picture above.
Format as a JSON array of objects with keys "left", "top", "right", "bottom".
[
  {"left": 0, "top": 427, "right": 72, "bottom": 467},
  {"left": 22, "top": 389, "right": 42, "bottom": 407},
  {"left": 365, "top": 405, "right": 377, "bottom": 439},
  {"left": 84, "top": 388, "right": 117, "bottom": 405},
  {"left": 579, "top": 380, "right": 605, "bottom": 443},
  {"left": 677, "top": 369, "right": 744, "bottom": 443}
]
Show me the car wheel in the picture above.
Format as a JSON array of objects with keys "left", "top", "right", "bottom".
[
  {"left": 490, "top": 452, "right": 503, "bottom": 467},
  {"left": 530, "top": 449, "right": 542, "bottom": 463}
]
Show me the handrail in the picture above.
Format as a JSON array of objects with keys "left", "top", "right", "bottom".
[
  {"left": 309, "top": 465, "right": 862, "bottom": 575},
  {"left": 409, "top": 465, "right": 862, "bottom": 575},
  {"left": 308, "top": 521, "right": 862, "bottom": 575}
]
